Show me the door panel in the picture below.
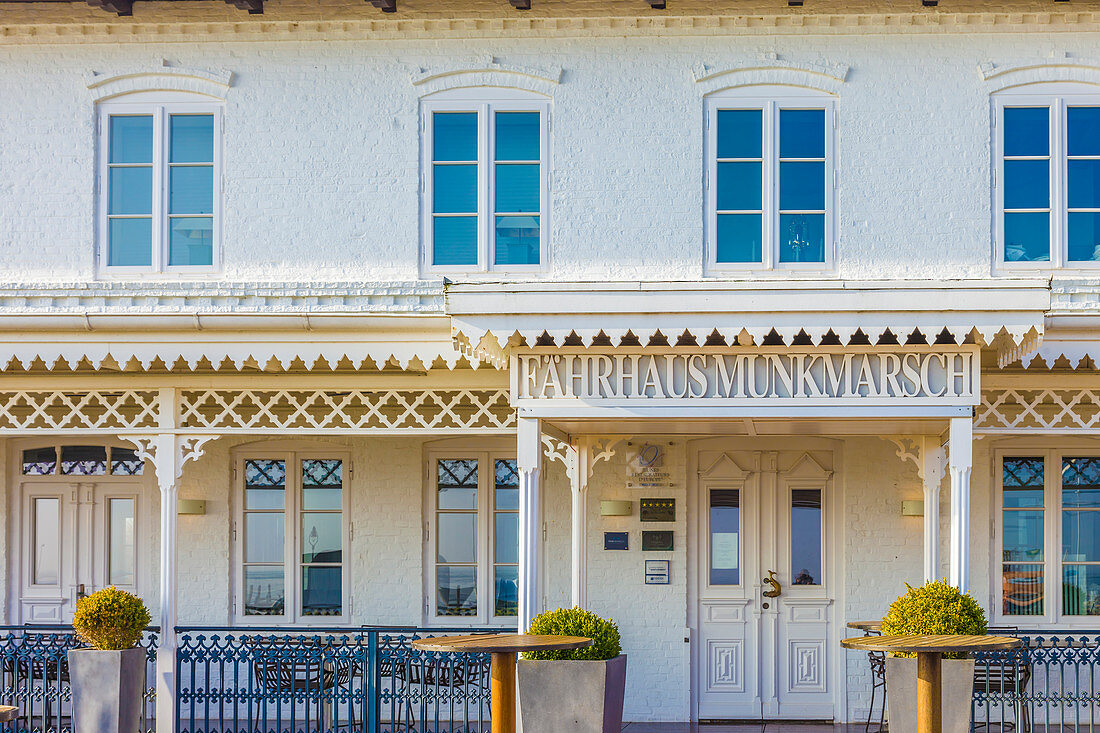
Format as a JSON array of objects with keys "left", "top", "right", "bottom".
[{"left": 696, "top": 447, "right": 836, "bottom": 721}]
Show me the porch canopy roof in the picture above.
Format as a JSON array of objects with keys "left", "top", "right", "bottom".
[{"left": 446, "top": 279, "right": 1052, "bottom": 369}]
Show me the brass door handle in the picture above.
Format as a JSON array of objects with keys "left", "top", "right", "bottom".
[{"left": 762, "top": 570, "right": 782, "bottom": 598}]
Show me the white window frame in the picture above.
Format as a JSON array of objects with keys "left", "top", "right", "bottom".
[
  {"left": 424, "top": 446, "right": 519, "bottom": 627},
  {"left": 993, "top": 446, "right": 1100, "bottom": 627},
  {"left": 704, "top": 87, "right": 836, "bottom": 276},
  {"left": 993, "top": 82, "right": 1100, "bottom": 273},
  {"left": 97, "top": 91, "right": 223, "bottom": 277},
  {"left": 232, "top": 448, "right": 351, "bottom": 626},
  {"left": 420, "top": 89, "right": 550, "bottom": 277}
]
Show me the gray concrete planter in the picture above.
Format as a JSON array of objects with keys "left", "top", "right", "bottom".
[
  {"left": 886, "top": 656, "right": 975, "bottom": 733},
  {"left": 67, "top": 647, "right": 146, "bottom": 733},
  {"left": 517, "top": 654, "right": 627, "bottom": 733}
]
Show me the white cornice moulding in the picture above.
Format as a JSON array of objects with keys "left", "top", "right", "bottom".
[
  {"left": 87, "top": 62, "right": 234, "bottom": 101},
  {"left": 693, "top": 54, "right": 849, "bottom": 88},
  {"left": 411, "top": 56, "right": 563, "bottom": 89}
]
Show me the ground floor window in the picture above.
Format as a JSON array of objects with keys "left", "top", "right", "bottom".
[
  {"left": 236, "top": 451, "right": 347, "bottom": 623},
  {"left": 428, "top": 451, "right": 518, "bottom": 624},
  {"left": 1000, "top": 451, "right": 1100, "bottom": 620}
]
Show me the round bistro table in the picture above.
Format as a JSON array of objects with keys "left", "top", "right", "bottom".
[
  {"left": 411, "top": 633, "right": 592, "bottom": 733},
  {"left": 841, "top": 634, "right": 1022, "bottom": 733},
  {"left": 846, "top": 620, "right": 883, "bottom": 634}
]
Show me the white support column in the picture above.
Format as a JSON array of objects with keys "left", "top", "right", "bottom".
[
  {"left": 517, "top": 416, "right": 543, "bottom": 632},
  {"left": 154, "top": 434, "right": 181, "bottom": 733},
  {"left": 948, "top": 416, "right": 974, "bottom": 592},
  {"left": 571, "top": 440, "right": 590, "bottom": 610},
  {"left": 921, "top": 439, "right": 947, "bottom": 583}
]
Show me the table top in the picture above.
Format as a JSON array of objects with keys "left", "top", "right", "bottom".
[
  {"left": 841, "top": 634, "right": 1023, "bottom": 654},
  {"left": 847, "top": 621, "right": 883, "bottom": 632},
  {"left": 411, "top": 634, "right": 593, "bottom": 654},
  {"left": 0, "top": 706, "right": 17, "bottom": 722}
]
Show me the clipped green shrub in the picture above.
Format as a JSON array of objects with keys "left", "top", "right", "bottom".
[
  {"left": 522, "top": 607, "right": 622, "bottom": 661},
  {"left": 880, "top": 579, "right": 987, "bottom": 658},
  {"left": 73, "top": 586, "right": 151, "bottom": 651}
]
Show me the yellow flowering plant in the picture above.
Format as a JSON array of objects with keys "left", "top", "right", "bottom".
[
  {"left": 522, "top": 607, "right": 622, "bottom": 661},
  {"left": 72, "top": 586, "right": 152, "bottom": 651},
  {"left": 880, "top": 578, "right": 987, "bottom": 659}
]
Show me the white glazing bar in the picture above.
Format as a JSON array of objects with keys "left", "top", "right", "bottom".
[{"left": 948, "top": 416, "right": 974, "bottom": 591}]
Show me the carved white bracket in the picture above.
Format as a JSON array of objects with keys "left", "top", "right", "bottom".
[
  {"left": 542, "top": 435, "right": 628, "bottom": 487},
  {"left": 121, "top": 434, "right": 220, "bottom": 488}
]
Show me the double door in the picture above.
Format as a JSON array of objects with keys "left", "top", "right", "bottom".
[
  {"left": 694, "top": 446, "right": 837, "bottom": 720},
  {"left": 20, "top": 481, "right": 142, "bottom": 624}
]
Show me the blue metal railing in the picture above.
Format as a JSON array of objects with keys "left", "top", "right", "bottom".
[
  {"left": 972, "top": 628, "right": 1100, "bottom": 731},
  {"left": 0, "top": 624, "right": 158, "bottom": 733},
  {"left": 176, "top": 625, "right": 511, "bottom": 733}
]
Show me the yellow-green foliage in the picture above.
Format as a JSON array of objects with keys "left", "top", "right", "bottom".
[
  {"left": 72, "top": 586, "right": 151, "bottom": 651},
  {"left": 522, "top": 607, "right": 622, "bottom": 661},
  {"left": 881, "top": 579, "right": 987, "bottom": 658}
]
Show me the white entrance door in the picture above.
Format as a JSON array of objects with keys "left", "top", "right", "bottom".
[
  {"left": 19, "top": 446, "right": 144, "bottom": 625},
  {"left": 694, "top": 447, "right": 837, "bottom": 720}
]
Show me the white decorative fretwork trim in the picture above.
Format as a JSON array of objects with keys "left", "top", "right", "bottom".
[
  {"left": 0, "top": 390, "right": 160, "bottom": 430},
  {"left": 976, "top": 387, "right": 1100, "bottom": 433}
]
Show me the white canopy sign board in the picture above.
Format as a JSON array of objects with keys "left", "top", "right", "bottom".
[{"left": 512, "top": 348, "right": 980, "bottom": 408}]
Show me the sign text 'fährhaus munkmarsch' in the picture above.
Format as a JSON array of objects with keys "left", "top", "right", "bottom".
[{"left": 513, "top": 349, "right": 979, "bottom": 405}]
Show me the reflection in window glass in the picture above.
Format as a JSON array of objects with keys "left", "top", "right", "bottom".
[
  {"left": 494, "top": 112, "right": 541, "bottom": 266},
  {"left": 33, "top": 498, "right": 60, "bottom": 586},
  {"left": 1068, "top": 108, "right": 1100, "bottom": 262},
  {"left": 715, "top": 109, "right": 763, "bottom": 264},
  {"left": 1002, "top": 107, "right": 1052, "bottom": 263},
  {"left": 108, "top": 498, "right": 136, "bottom": 587},
  {"left": 432, "top": 112, "right": 478, "bottom": 267},
  {"left": 23, "top": 448, "right": 57, "bottom": 476},
  {"left": 300, "top": 458, "right": 342, "bottom": 617},
  {"left": 437, "top": 458, "right": 478, "bottom": 616},
  {"left": 494, "top": 459, "right": 519, "bottom": 616},
  {"left": 60, "top": 446, "right": 107, "bottom": 476},
  {"left": 1063, "top": 457, "right": 1100, "bottom": 615},
  {"left": 791, "top": 489, "right": 822, "bottom": 585},
  {"left": 1003, "top": 457, "right": 1045, "bottom": 615},
  {"left": 709, "top": 489, "right": 740, "bottom": 586},
  {"left": 107, "top": 115, "right": 154, "bottom": 267},
  {"left": 778, "top": 109, "right": 826, "bottom": 264},
  {"left": 243, "top": 459, "right": 286, "bottom": 616}
]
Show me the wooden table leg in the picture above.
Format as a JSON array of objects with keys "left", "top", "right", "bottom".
[
  {"left": 490, "top": 651, "right": 517, "bottom": 733},
  {"left": 916, "top": 651, "right": 942, "bottom": 733}
]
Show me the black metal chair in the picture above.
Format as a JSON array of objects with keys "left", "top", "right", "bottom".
[
  {"left": 248, "top": 636, "right": 358, "bottom": 732},
  {"left": 387, "top": 652, "right": 490, "bottom": 732},
  {"left": 972, "top": 626, "right": 1031, "bottom": 733}
]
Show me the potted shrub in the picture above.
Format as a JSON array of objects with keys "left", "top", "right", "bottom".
[
  {"left": 67, "top": 586, "right": 152, "bottom": 733},
  {"left": 517, "top": 607, "right": 627, "bottom": 733},
  {"left": 881, "top": 579, "right": 987, "bottom": 733}
]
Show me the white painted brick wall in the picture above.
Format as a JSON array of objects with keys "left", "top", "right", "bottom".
[{"left": 1, "top": 32, "right": 1099, "bottom": 287}]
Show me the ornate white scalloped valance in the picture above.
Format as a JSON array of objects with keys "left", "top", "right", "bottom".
[{"left": 446, "top": 280, "right": 1051, "bottom": 368}]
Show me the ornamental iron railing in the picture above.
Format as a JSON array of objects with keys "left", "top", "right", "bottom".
[
  {"left": 0, "top": 625, "right": 158, "bottom": 733},
  {"left": 177, "top": 626, "right": 508, "bottom": 733}
]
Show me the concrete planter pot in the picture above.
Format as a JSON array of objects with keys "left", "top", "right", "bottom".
[
  {"left": 67, "top": 647, "right": 147, "bottom": 733},
  {"left": 517, "top": 654, "right": 627, "bottom": 733},
  {"left": 886, "top": 656, "right": 975, "bottom": 733}
]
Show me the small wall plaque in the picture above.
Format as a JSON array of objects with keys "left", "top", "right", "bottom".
[
  {"left": 641, "top": 530, "right": 673, "bottom": 551},
  {"left": 640, "top": 498, "right": 675, "bottom": 522},
  {"left": 604, "top": 532, "right": 629, "bottom": 550},
  {"left": 645, "top": 560, "right": 670, "bottom": 585}
]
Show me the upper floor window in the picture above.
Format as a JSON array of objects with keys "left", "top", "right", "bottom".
[
  {"left": 421, "top": 90, "right": 549, "bottom": 274},
  {"left": 705, "top": 88, "right": 835, "bottom": 273},
  {"left": 995, "top": 85, "right": 1100, "bottom": 269},
  {"left": 98, "top": 95, "right": 221, "bottom": 274}
]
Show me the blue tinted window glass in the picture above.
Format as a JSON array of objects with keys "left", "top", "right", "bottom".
[
  {"left": 1069, "top": 107, "right": 1100, "bottom": 157},
  {"left": 169, "top": 115, "right": 213, "bottom": 163},
  {"left": 1069, "top": 159, "right": 1100, "bottom": 209},
  {"left": 109, "top": 115, "right": 153, "bottom": 164},
  {"left": 434, "top": 113, "right": 477, "bottom": 162},
  {"left": 717, "top": 162, "right": 761, "bottom": 211},
  {"left": 168, "top": 217, "right": 213, "bottom": 266},
  {"left": 433, "top": 165, "right": 477, "bottom": 213},
  {"left": 169, "top": 166, "right": 213, "bottom": 215},
  {"left": 495, "top": 164, "right": 539, "bottom": 213},
  {"left": 1069, "top": 212, "right": 1100, "bottom": 262},
  {"left": 495, "top": 112, "right": 539, "bottom": 161},
  {"left": 108, "top": 218, "right": 152, "bottom": 267},
  {"left": 1004, "top": 159, "right": 1050, "bottom": 209},
  {"left": 717, "top": 109, "right": 762, "bottom": 159},
  {"left": 779, "top": 109, "right": 825, "bottom": 159},
  {"left": 716, "top": 214, "right": 762, "bottom": 263},
  {"left": 1004, "top": 212, "right": 1050, "bottom": 262},
  {"left": 779, "top": 213, "right": 825, "bottom": 263},
  {"left": 108, "top": 167, "right": 152, "bottom": 215},
  {"left": 779, "top": 161, "right": 825, "bottom": 211},
  {"left": 495, "top": 216, "right": 540, "bottom": 265},
  {"left": 433, "top": 217, "right": 478, "bottom": 265},
  {"left": 1004, "top": 107, "right": 1049, "bottom": 157}
]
